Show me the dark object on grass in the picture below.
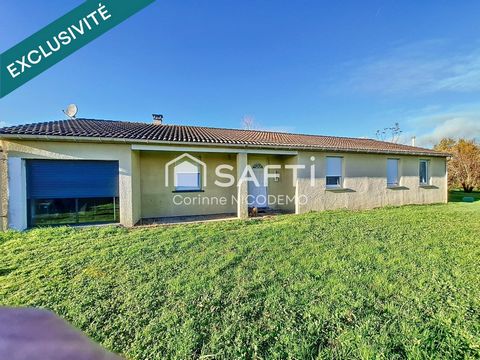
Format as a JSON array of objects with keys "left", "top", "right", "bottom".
[
  {"left": 248, "top": 207, "right": 258, "bottom": 217},
  {"left": 462, "top": 197, "right": 475, "bottom": 202},
  {"left": 0, "top": 307, "right": 121, "bottom": 360}
]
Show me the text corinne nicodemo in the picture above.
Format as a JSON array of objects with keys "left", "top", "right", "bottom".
[{"left": 6, "top": 3, "right": 112, "bottom": 79}]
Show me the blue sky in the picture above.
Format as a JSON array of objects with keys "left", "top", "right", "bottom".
[{"left": 1, "top": 0, "right": 480, "bottom": 147}]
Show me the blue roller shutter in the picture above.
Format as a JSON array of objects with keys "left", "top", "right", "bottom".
[{"left": 27, "top": 160, "right": 119, "bottom": 199}]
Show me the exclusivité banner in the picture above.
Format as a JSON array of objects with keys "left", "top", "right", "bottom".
[{"left": 0, "top": 0, "right": 155, "bottom": 98}]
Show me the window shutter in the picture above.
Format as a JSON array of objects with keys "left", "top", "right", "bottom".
[
  {"left": 174, "top": 161, "right": 201, "bottom": 190},
  {"left": 326, "top": 157, "right": 342, "bottom": 177},
  {"left": 387, "top": 159, "right": 399, "bottom": 185},
  {"left": 27, "top": 160, "right": 119, "bottom": 199}
]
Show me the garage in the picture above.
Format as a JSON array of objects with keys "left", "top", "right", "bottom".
[{"left": 26, "top": 160, "right": 119, "bottom": 227}]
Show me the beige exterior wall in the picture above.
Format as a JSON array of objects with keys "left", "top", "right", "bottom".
[
  {"left": 136, "top": 149, "right": 447, "bottom": 218},
  {"left": 295, "top": 151, "right": 447, "bottom": 213},
  {"left": 140, "top": 151, "right": 238, "bottom": 218},
  {"left": 139, "top": 151, "right": 297, "bottom": 219},
  {"left": 0, "top": 139, "right": 447, "bottom": 229},
  {"left": 236, "top": 153, "right": 249, "bottom": 219},
  {"left": 247, "top": 154, "right": 296, "bottom": 212},
  {"left": 131, "top": 151, "right": 142, "bottom": 223},
  {"left": 1, "top": 140, "right": 140, "bottom": 228}
]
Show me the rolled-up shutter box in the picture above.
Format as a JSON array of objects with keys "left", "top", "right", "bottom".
[{"left": 26, "top": 160, "right": 119, "bottom": 199}]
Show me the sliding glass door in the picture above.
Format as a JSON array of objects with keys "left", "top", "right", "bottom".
[
  {"left": 30, "top": 197, "right": 119, "bottom": 226},
  {"left": 26, "top": 160, "right": 120, "bottom": 227}
]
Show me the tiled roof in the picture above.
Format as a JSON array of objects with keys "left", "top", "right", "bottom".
[{"left": 0, "top": 118, "right": 447, "bottom": 156}]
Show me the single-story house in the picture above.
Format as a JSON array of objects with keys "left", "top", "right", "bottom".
[{"left": 0, "top": 116, "right": 448, "bottom": 231}]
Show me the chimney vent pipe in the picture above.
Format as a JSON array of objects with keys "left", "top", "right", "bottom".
[{"left": 152, "top": 114, "right": 163, "bottom": 125}]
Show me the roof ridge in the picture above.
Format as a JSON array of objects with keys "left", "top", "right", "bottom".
[
  {"left": 72, "top": 119, "right": 391, "bottom": 143},
  {"left": 73, "top": 119, "right": 436, "bottom": 152}
]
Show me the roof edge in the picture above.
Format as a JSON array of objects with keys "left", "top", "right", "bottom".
[{"left": 0, "top": 133, "right": 450, "bottom": 157}]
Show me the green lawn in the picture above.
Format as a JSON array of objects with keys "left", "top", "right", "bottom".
[
  {"left": 449, "top": 189, "right": 480, "bottom": 203},
  {"left": 1, "top": 202, "right": 480, "bottom": 359}
]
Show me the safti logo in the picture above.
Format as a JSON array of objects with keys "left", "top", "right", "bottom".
[
  {"left": 164, "top": 153, "right": 319, "bottom": 189},
  {"left": 165, "top": 153, "right": 315, "bottom": 207},
  {"left": 165, "top": 153, "right": 207, "bottom": 189}
]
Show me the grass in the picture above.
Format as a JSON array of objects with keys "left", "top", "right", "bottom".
[
  {"left": 1, "top": 202, "right": 480, "bottom": 359},
  {"left": 449, "top": 189, "right": 480, "bottom": 203}
]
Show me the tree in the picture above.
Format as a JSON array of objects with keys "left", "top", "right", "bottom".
[
  {"left": 375, "top": 122, "right": 402, "bottom": 143},
  {"left": 434, "top": 138, "right": 480, "bottom": 192},
  {"left": 242, "top": 115, "right": 256, "bottom": 130}
]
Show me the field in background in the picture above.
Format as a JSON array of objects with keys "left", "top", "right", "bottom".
[
  {"left": 1, "top": 202, "right": 479, "bottom": 359},
  {"left": 449, "top": 189, "right": 480, "bottom": 202}
]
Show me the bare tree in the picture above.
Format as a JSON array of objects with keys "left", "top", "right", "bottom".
[
  {"left": 242, "top": 115, "right": 256, "bottom": 130},
  {"left": 375, "top": 122, "right": 402, "bottom": 143}
]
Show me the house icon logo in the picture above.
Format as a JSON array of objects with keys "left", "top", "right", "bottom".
[{"left": 165, "top": 153, "right": 207, "bottom": 188}]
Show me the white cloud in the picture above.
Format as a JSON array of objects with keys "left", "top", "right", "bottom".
[
  {"left": 416, "top": 117, "right": 480, "bottom": 146},
  {"left": 0, "top": 121, "right": 7, "bottom": 128},
  {"left": 338, "top": 40, "right": 480, "bottom": 95},
  {"left": 401, "top": 107, "right": 480, "bottom": 147}
]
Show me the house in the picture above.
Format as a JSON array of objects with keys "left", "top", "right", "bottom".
[{"left": 0, "top": 117, "right": 448, "bottom": 230}]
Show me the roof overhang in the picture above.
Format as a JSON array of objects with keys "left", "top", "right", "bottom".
[
  {"left": 131, "top": 144, "right": 298, "bottom": 155},
  {"left": 0, "top": 134, "right": 449, "bottom": 157}
]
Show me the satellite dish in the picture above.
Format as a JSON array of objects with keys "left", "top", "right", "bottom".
[{"left": 63, "top": 104, "right": 78, "bottom": 119}]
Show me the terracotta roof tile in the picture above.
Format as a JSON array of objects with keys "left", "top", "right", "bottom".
[{"left": 0, "top": 119, "right": 447, "bottom": 156}]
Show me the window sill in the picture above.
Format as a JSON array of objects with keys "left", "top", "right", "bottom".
[
  {"left": 419, "top": 185, "right": 438, "bottom": 189},
  {"left": 172, "top": 189, "right": 205, "bottom": 193},
  {"left": 387, "top": 185, "right": 409, "bottom": 190},
  {"left": 325, "top": 187, "right": 355, "bottom": 193}
]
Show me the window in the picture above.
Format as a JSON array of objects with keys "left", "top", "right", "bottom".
[
  {"left": 326, "top": 157, "right": 343, "bottom": 188},
  {"left": 29, "top": 197, "right": 119, "bottom": 227},
  {"left": 174, "top": 161, "right": 201, "bottom": 191},
  {"left": 419, "top": 160, "right": 429, "bottom": 185},
  {"left": 387, "top": 159, "right": 399, "bottom": 187}
]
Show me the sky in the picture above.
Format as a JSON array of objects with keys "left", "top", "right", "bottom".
[{"left": 1, "top": 0, "right": 480, "bottom": 147}]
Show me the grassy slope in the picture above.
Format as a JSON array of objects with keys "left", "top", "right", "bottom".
[{"left": 1, "top": 203, "right": 480, "bottom": 359}]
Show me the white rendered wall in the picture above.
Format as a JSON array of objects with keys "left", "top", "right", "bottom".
[{"left": 8, "top": 157, "right": 27, "bottom": 230}]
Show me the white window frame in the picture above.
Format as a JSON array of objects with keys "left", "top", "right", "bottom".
[
  {"left": 325, "top": 156, "right": 343, "bottom": 188},
  {"left": 386, "top": 158, "right": 400, "bottom": 187},
  {"left": 419, "top": 159, "right": 430, "bottom": 185}
]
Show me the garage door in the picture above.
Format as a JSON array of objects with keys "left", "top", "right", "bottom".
[{"left": 26, "top": 160, "right": 119, "bottom": 227}]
